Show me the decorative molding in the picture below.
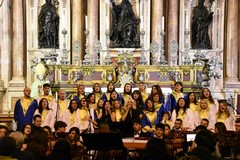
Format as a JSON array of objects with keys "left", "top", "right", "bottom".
[
  {"left": 169, "top": 40, "right": 179, "bottom": 65},
  {"left": 72, "top": 41, "right": 81, "bottom": 54},
  {"left": 9, "top": 83, "right": 25, "bottom": 87}
]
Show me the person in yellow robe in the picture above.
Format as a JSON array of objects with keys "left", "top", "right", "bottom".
[
  {"left": 90, "top": 99, "right": 104, "bottom": 124},
  {"left": 200, "top": 88, "right": 219, "bottom": 115},
  {"left": 87, "top": 93, "right": 97, "bottom": 110},
  {"left": 216, "top": 100, "right": 235, "bottom": 131},
  {"left": 171, "top": 98, "right": 195, "bottom": 131},
  {"left": 121, "top": 83, "right": 132, "bottom": 105},
  {"left": 111, "top": 100, "right": 123, "bottom": 122},
  {"left": 34, "top": 98, "right": 55, "bottom": 130},
  {"left": 62, "top": 99, "right": 80, "bottom": 132},
  {"left": 152, "top": 93, "right": 165, "bottom": 112},
  {"left": 132, "top": 90, "right": 145, "bottom": 110},
  {"left": 142, "top": 99, "right": 161, "bottom": 136},
  {"left": 166, "top": 82, "right": 185, "bottom": 113},
  {"left": 161, "top": 112, "right": 172, "bottom": 128},
  {"left": 101, "top": 82, "right": 116, "bottom": 101},
  {"left": 57, "top": 89, "right": 70, "bottom": 121},
  {"left": 197, "top": 99, "right": 216, "bottom": 131},
  {"left": 186, "top": 92, "right": 200, "bottom": 127},
  {"left": 37, "top": 83, "right": 57, "bottom": 120},
  {"left": 109, "top": 91, "right": 124, "bottom": 106},
  {"left": 78, "top": 98, "right": 96, "bottom": 133},
  {"left": 14, "top": 87, "right": 38, "bottom": 130},
  {"left": 186, "top": 92, "right": 199, "bottom": 112},
  {"left": 139, "top": 82, "right": 148, "bottom": 103},
  {"left": 148, "top": 85, "right": 164, "bottom": 104},
  {"left": 73, "top": 84, "right": 86, "bottom": 104},
  {"left": 92, "top": 83, "right": 103, "bottom": 103}
]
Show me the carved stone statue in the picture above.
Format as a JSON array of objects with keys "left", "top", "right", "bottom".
[
  {"left": 38, "top": 0, "right": 59, "bottom": 48},
  {"left": 110, "top": 0, "right": 140, "bottom": 48},
  {"left": 192, "top": 0, "right": 213, "bottom": 49}
]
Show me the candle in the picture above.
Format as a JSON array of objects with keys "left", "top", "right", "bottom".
[
  {"left": 186, "top": 15, "right": 189, "bottom": 30},
  {"left": 85, "top": 16, "right": 88, "bottom": 30},
  {"left": 106, "top": 16, "right": 109, "bottom": 30},
  {"left": 140, "top": 16, "right": 144, "bottom": 30},
  {"left": 162, "top": 17, "right": 164, "bottom": 31},
  {"left": 55, "top": 92, "right": 58, "bottom": 101}
]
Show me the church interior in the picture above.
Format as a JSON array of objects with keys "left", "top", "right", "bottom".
[{"left": 0, "top": 0, "right": 240, "bottom": 159}]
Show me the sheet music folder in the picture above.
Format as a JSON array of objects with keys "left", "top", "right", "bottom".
[{"left": 82, "top": 133, "right": 125, "bottom": 151}]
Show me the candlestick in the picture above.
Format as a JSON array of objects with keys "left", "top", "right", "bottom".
[
  {"left": 162, "top": 16, "right": 164, "bottom": 31},
  {"left": 85, "top": 16, "right": 88, "bottom": 30},
  {"left": 55, "top": 92, "right": 58, "bottom": 101},
  {"left": 106, "top": 16, "right": 109, "bottom": 30}
]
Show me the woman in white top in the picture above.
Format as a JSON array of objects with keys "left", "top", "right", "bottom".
[
  {"left": 216, "top": 100, "right": 235, "bottom": 131},
  {"left": 186, "top": 92, "right": 200, "bottom": 127},
  {"left": 171, "top": 98, "right": 195, "bottom": 131},
  {"left": 62, "top": 99, "right": 80, "bottom": 132},
  {"left": 34, "top": 98, "right": 55, "bottom": 130}
]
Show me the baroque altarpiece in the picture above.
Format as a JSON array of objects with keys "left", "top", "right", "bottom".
[{"left": 0, "top": 0, "right": 240, "bottom": 121}]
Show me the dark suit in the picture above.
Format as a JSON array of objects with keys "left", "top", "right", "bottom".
[{"left": 132, "top": 131, "right": 150, "bottom": 138}]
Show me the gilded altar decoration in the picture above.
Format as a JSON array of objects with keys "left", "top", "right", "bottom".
[{"left": 115, "top": 50, "right": 135, "bottom": 87}]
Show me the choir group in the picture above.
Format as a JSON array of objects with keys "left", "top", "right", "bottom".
[
  {"left": 14, "top": 82, "right": 236, "bottom": 134},
  {"left": 0, "top": 81, "right": 238, "bottom": 159}
]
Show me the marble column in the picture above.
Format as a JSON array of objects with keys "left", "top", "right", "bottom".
[
  {"left": 11, "top": 0, "right": 25, "bottom": 83},
  {"left": 167, "top": 0, "right": 179, "bottom": 65},
  {"left": 225, "top": 0, "right": 239, "bottom": 84},
  {"left": 238, "top": 1, "right": 240, "bottom": 80},
  {"left": 72, "top": 0, "right": 84, "bottom": 63},
  {"left": 151, "top": 0, "right": 163, "bottom": 63},
  {"left": 0, "top": 0, "right": 11, "bottom": 85},
  {"left": 0, "top": 0, "right": 10, "bottom": 111},
  {"left": 87, "top": 0, "right": 99, "bottom": 63},
  {"left": 8, "top": 0, "right": 25, "bottom": 114}
]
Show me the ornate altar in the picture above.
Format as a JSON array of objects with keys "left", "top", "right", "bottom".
[
  {"left": 26, "top": 1, "right": 223, "bottom": 96},
  {"left": 26, "top": 0, "right": 225, "bottom": 98},
  {"left": 3, "top": 0, "right": 240, "bottom": 118},
  {"left": 30, "top": 47, "right": 208, "bottom": 94}
]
